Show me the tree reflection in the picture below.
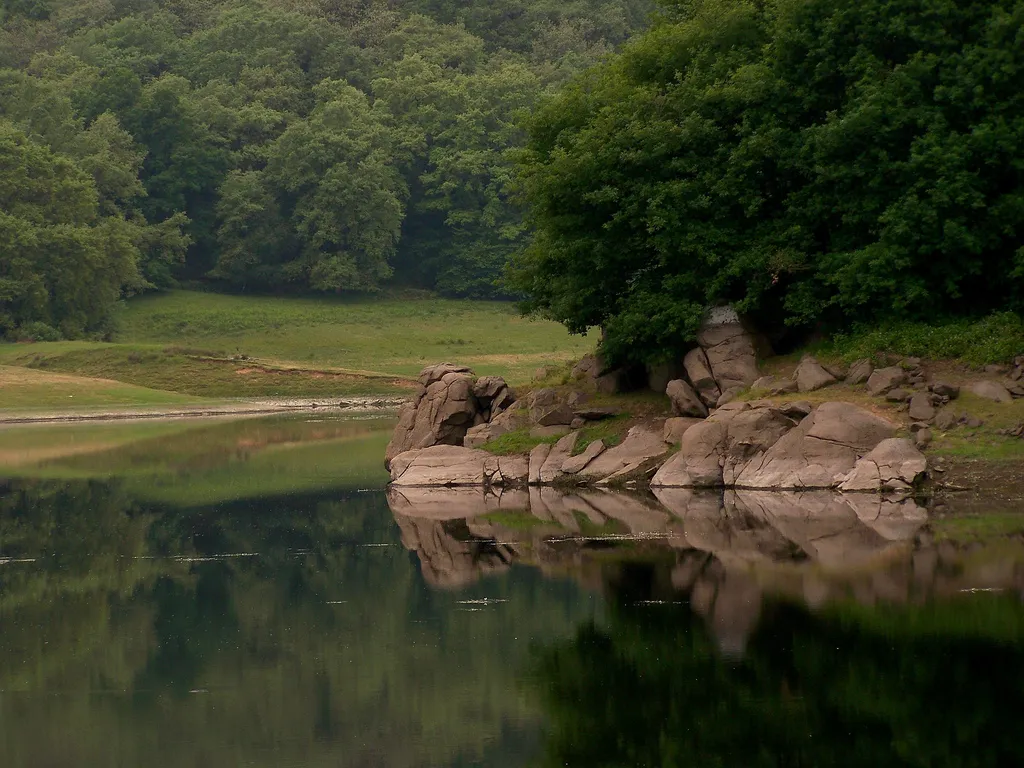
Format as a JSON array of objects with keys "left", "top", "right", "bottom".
[{"left": 530, "top": 559, "right": 1024, "bottom": 768}]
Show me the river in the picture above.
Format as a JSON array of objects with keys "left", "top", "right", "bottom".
[{"left": 1, "top": 413, "right": 1023, "bottom": 766}]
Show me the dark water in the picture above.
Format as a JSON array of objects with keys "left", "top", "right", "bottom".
[{"left": 2, "top": 415, "right": 1024, "bottom": 767}]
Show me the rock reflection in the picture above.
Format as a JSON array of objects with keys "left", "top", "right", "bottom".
[{"left": 387, "top": 485, "right": 1024, "bottom": 655}]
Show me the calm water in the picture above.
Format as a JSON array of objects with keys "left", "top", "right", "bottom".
[{"left": 2, "top": 414, "right": 1024, "bottom": 766}]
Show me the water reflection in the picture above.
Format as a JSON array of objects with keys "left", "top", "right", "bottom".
[
  {"left": 2, "top": 418, "right": 1024, "bottom": 766},
  {"left": 389, "top": 486, "right": 1024, "bottom": 766}
]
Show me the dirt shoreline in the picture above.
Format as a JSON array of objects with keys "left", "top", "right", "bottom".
[{"left": 0, "top": 397, "right": 406, "bottom": 425}]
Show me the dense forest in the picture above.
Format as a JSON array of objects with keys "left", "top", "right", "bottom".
[
  {"left": 514, "top": 0, "right": 1024, "bottom": 365},
  {"left": 0, "top": 0, "right": 652, "bottom": 338}
]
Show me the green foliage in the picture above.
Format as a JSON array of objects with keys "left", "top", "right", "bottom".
[
  {"left": 515, "top": 0, "right": 1024, "bottom": 365},
  {"left": 818, "top": 313, "right": 1024, "bottom": 366},
  {"left": 481, "top": 423, "right": 564, "bottom": 455}
]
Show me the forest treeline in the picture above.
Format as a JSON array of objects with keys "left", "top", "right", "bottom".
[
  {"left": 514, "top": 0, "right": 1024, "bottom": 365},
  {"left": 0, "top": 0, "right": 652, "bottom": 338}
]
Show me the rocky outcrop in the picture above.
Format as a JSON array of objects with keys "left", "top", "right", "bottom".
[
  {"left": 385, "top": 365, "right": 480, "bottom": 468},
  {"left": 846, "top": 358, "right": 874, "bottom": 385},
  {"left": 651, "top": 401, "right": 898, "bottom": 490},
  {"left": 735, "top": 402, "right": 895, "bottom": 488}
]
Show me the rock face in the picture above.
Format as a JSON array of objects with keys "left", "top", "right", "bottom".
[
  {"left": 663, "top": 416, "right": 704, "bottom": 444},
  {"left": 390, "top": 445, "right": 528, "bottom": 487},
  {"left": 666, "top": 379, "right": 709, "bottom": 418},
  {"left": 696, "top": 306, "right": 763, "bottom": 392}
]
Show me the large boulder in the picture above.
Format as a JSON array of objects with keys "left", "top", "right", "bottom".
[
  {"left": 696, "top": 307, "right": 763, "bottom": 391},
  {"left": 385, "top": 365, "right": 480, "bottom": 468},
  {"left": 683, "top": 347, "right": 722, "bottom": 407},
  {"left": 539, "top": 431, "right": 579, "bottom": 483},
  {"left": 663, "top": 416, "right": 704, "bottom": 444},
  {"left": 866, "top": 366, "right": 907, "bottom": 396},
  {"left": 839, "top": 438, "right": 927, "bottom": 492},
  {"left": 390, "top": 445, "right": 528, "bottom": 487},
  {"left": 795, "top": 356, "right": 838, "bottom": 392},
  {"left": 666, "top": 379, "right": 709, "bottom": 418},
  {"left": 735, "top": 402, "right": 896, "bottom": 489}
]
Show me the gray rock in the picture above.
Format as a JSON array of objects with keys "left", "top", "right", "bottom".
[
  {"left": 717, "top": 387, "right": 743, "bottom": 407},
  {"left": 539, "top": 431, "right": 579, "bottom": 483},
  {"left": 570, "top": 417, "right": 585, "bottom": 430},
  {"left": 528, "top": 444, "right": 550, "bottom": 484},
  {"left": 885, "top": 389, "right": 911, "bottom": 402},
  {"left": 929, "top": 381, "right": 960, "bottom": 399},
  {"left": 933, "top": 408, "right": 958, "bottom": 431},
  {"left": 696, "top": 307, "right": 763, "bottom": 392},
  {"left": 577, "top": 426, "right": 668, "bottom": 482},
  {"left": 915, "top": 428, "right": 933, "bottom": 448},
  {"left": 684, "top": 347, "right": 721, "bottom": 407},
  {"left": 530, "top": 388, "right": 559, "bottom": 408},
  {"left": 751, "top": 375, "right": 776, "bottom": 391},
  {"left": 574, "top": 406, "right": 620, "bottom": 420},
  {"left": 390, "top": 445, "right": 528, "bottom": 487},
  {"left": 908, "top": 392, "right": 936, "bottom": 422},
  {"left": 566, "top": 390, "right": 589, "bottom": 408},
  {"left": 780, "top": 401, "right": 813, "bottom": 419},
  {"left": 964, "top": 416, "right": 984, "bottom": 428},
  {"left": 571, "top": 354, "right": 601, "bottom": 381},
  {"left": 463, "top": 421, "right": 510, "bottom": 449},
  {"left": 663, "top": 416, "right": 704, "bottom": 444},
  {"left": 839, "top": 438, "right": 927, "bottom": 492},
  {"left": 866, "top": 367, "right": 907, "bottom": 396},
  {"left": 968, "top": 380, "right": 1013, "bottom": 403},
  {"left": 846, "top": 358, "right": 875, "bottom": 385},
  {"left": 666, "top": 378, "right": 709, "bottom": 418},
  {"left": 418, "top": 362, "right": 474, "bottom": 386},
  {"left": 795, "top": 356, "right": 839, "bottom": 392},
  {"left": 561, "top": 440, "right": 607, "bottom": 474},
  {"left": 533, "top": 403, "right": 576, "bottom": 427},
  {"left": 652, "top": 404, "right": 797, "bottom": 488},
  {"left": 385, "top": 367, "right": 480, "bottom": 469}
]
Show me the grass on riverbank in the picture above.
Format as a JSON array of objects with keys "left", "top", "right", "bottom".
[
  {"left": 0, "top": 364, "right": 204, "bottom": 410},
  {"left": 0, "top": 291, "right": 593, "bottom": 409}
]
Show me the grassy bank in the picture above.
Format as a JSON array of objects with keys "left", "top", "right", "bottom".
[{"left": 0, "top": 291, "right": 593, "bottom": 409}]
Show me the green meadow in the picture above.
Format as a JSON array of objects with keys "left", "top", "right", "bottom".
[{"left": 0, "top": 291, "right": 594, "bottom": 410}]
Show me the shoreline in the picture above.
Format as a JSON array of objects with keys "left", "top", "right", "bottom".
[{"left": 0, "top": 397, "right": 405, "bottom": 426}]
